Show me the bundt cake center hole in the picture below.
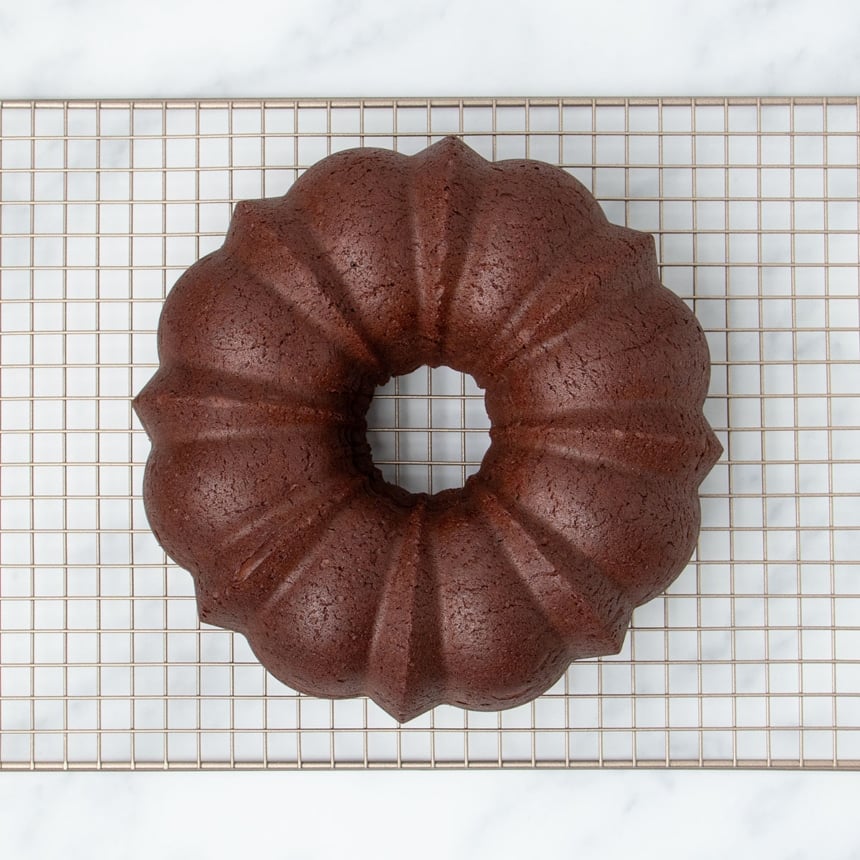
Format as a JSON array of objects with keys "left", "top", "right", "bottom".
[{"left": 364, "top": 366, "right": 490, "bottom": 495}]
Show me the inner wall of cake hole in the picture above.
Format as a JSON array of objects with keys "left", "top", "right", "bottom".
[{"left": 364, "top": 366, "right": 491, "bottom": 495}]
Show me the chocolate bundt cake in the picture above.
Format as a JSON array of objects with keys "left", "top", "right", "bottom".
[{"left": 133, "top": 136, "right": 721, "bottom": 722}]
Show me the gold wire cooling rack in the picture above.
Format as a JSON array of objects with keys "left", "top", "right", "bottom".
[{"left": 0, "top": 97, "right": 858, "bottom": 770}]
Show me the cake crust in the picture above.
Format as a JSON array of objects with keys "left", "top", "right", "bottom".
[{"left": 134, "top": 137, "right": 722, "bottom": 721}]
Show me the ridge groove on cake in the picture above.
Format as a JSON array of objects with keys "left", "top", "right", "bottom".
[
  {"left": 472, "top": 486, "right": 630, "bottom": 654},
  {"left": 225, "top": 212, "right": 387, "bottom": 376},
  {"left": 365, "top": 500, "right": 446, "bottom": 722}
]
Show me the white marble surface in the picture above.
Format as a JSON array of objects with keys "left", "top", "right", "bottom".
[
  {"left": 2, "top": 770, "right": 860, "bottom": 859},
  {"left": 2, "top": 0, "right": 860, "bottom": 856},
  {"left": 1, "top": 0, "right": 859, "bottom": 98}
]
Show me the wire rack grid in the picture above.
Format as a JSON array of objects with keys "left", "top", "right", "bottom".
[{"left": 0, "top": 97, "right": 858, "bottom": 770}]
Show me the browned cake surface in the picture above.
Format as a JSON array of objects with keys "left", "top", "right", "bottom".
[{"left": 134, "top": 137, "right": 722, "bottom": 721}]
